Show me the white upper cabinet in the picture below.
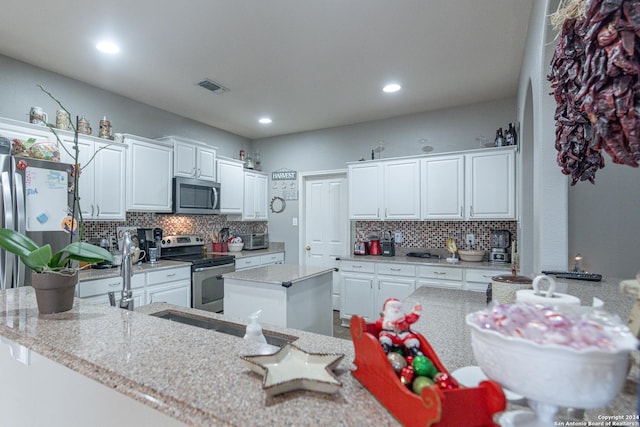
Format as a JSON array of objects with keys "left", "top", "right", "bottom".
[
  {"left": 421, "top": 155, "right": 465, "bottom": 220},
  {"left": 125, "top": 135, "right": 173, "bottom": 212},
  {"left": 216, "top": 157, "right": 244, "bottom": 215},
  {"left": 348, "top": 159, "right": 420, "bottom": 220},
  {"left": 159, "top": 136, "right": 217, "bottom": 182},
  {"left": 464, "top": 148, "right": 516, "bottom": 219},
  {"left": 243, "top": 171, "right": 268, "bottom": 221},
  {"left": 59, "top": 134, "right": 126, "bottom": 220},
  {"left": 383, "top": 159, "right": 421, "bottom": 220},
  {"left": 348, "top": 163, "right": 383, "bottom": 220}
]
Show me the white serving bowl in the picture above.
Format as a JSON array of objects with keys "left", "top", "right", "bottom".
[
  {"left": 458, "top": 250, "right": 485, "bottom": 262},
  {"left": 227, "top": 242, "right": 244, "bottom": 252},
  {"left": 466, "top": 313, "right": 637, "bottom": 409}
]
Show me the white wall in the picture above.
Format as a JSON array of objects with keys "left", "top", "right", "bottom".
[
  {"left": 516, "top": 0, "right": 569, "bottom": 276},
  {"left": 0, "top": 55, "right": 250, "bottom": 159},
  {"left": 254, "top": 98, "right": 518, "bottom": 263}
]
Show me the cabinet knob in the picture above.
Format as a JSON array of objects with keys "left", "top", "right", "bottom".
[{"left": 305, "top": 245, "right": 311, "bottom": 251}]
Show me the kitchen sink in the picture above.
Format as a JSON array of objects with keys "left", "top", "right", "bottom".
[{"left": 150, "top": 310, "right": 298, "bottom": 348}]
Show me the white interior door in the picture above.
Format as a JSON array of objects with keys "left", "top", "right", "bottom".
[{"left": 301, "top": 171, "right": 348, "bottom": 310}]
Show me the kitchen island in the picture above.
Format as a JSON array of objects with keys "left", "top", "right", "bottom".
[
  {"left": 223, "top": 264, "right": 334, "bottom": 336},
  {"left": 0, "top": 276, "right": 636, "bottom": 426}
]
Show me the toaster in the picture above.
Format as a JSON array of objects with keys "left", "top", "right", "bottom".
[{"left": 354, "top": 241, "right": 368, "bottom": 255}]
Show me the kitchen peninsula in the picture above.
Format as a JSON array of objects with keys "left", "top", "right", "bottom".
[
  {"left": 0, "top": 276, "right": 636, "bottom": 426},
  {"left": 223, "top": 264, "right": 335, "bottom": 336}
]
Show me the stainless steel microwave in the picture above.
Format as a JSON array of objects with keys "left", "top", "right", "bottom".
[{"left": 172, "top": 177, "right": 220, "bottom": 215}]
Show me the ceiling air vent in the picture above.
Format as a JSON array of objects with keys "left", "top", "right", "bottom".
[{"left": 196, "top": 79, "right": 229, "bottom": 94}]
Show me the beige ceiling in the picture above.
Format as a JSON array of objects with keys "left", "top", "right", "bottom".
[{"left": 0, "top": 1, "right": 533, "bottom": 139}]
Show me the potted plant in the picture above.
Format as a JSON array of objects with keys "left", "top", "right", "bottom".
[
  {"left": 0, "top": 85, "right": 113, "bottom": 314},
  {"left": 0, "top": 229, "right": 113, "bottom": 313}
]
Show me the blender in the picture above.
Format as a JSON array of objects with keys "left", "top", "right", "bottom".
[{"left": 489, "top": 230, "right": 511, "bottom": 263}]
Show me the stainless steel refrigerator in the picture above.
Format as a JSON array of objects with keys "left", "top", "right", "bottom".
[{"left": 1, "top": 154, "right": 74, "bottom": 289}]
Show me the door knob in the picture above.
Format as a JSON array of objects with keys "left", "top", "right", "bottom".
[{"left": 305, "top": 245, "right": 311, "bottom": 251}]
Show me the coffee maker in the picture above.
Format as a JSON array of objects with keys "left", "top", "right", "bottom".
[
  {"left": 136, "top": 228, "right": 163, "bottom": 262},
  {"left": 489, "top": 229, "right": 511, "bottom": 263}
]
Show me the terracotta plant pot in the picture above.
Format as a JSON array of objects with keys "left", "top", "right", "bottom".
[{"left": 31, "top": 271, "right": 78, "bottom": 314}]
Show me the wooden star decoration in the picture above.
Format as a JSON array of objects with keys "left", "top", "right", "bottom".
[{"left": 241, "top": 344, "right": 344, "bottom": 397}]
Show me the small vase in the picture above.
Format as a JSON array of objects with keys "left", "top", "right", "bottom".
[{"left": 31, "top": 271, "right": 78, "bottom": 314}]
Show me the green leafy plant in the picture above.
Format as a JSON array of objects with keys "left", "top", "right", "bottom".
[{"left": 0, "top": 228, "right": 113, "bottom": 274}]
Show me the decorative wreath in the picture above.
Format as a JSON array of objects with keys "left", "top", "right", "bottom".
[{"left": 270, "top": 196, "right": 286, "bottom": 213}]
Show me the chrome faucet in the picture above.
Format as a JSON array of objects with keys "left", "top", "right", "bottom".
[{"left": 108, "top": 231, "right": 135, "bottom": 310}]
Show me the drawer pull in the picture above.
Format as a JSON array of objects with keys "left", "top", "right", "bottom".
[
  {"left": 108, "top": 282, "right": 120, "bottom": 287},
  {"left": 434, "top": 272, "right": 447, "bottom": 275},
  {"left": 390, "top": 268, "right": 401, "bottom": 272},
  {"left": 166, "top": 273, "right": 176, "bottom": 277},
  {"left": 352, "top": 265, "right": 362, "bottom": 269}
]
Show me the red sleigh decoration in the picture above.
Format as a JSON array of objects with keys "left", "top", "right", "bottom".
[{"left": 349, "top": 315, "right": 506, "bottom": 427}]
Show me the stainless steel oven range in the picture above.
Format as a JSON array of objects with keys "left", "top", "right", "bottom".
[{"left": 160, "top": 235, "right": 235, "bottom": 313}]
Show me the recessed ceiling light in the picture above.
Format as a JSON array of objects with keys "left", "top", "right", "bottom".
[
  {"left": 383, "top": 83, "right": 401, "bottom": 93},
  {"left": 258, "top": 117, "right": 272, "bottom": 124},
  {"left": 96, "top": 41, "right": 120, "bottom": 54}
]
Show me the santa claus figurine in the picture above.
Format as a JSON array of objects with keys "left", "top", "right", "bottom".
[{"left": 376, "top": 298, "right": 423, "bottom": 356}]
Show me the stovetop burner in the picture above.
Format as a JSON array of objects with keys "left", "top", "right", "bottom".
[
  {"left": 159, "top": 234, "right": 235, "bottom": 268},
  {"left": 406, "top": 252, "right": 441, "bottom": 259}
]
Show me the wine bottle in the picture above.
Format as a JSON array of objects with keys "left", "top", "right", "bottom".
[{"left": 494, "top": 128, "right": 504, "bottom": 147}]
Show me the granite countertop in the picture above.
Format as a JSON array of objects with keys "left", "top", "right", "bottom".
[
  {"left": 223, "top": 264, "right": 335, "bottom": 285},
  {"left": 78, "top": 260, "right": 191, "bottom": 282},
  {"left": 340, "top": 254, "right": 512, "bottom": 271},
  {"left": 0, "top": 275, "right": 636, "bottom": 426},
  {"left": 0, "top": 287, "right": 398, "bottom": 427},
  {"left": 208, "top": 242, "right": 285, "bottom": 259}
]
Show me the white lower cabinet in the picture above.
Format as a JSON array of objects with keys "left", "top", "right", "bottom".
[
  {"left": 235, "top": 252, "right": 285, "bottom": 271},
  {"left": 260, "top": 252, "right": 285, "bottom": 266},
  {"left": 76, "top": 275, "right": 145, "bottom": 307},
  {"left": 417, "top": 265, "right": 464, "bottom": 290},
  {"left": 146, "top": 282, "right": 190, "bottom": 306},
  {"left": 340, "top": 259, "right": 509, "bottom": 324},
  {"left": 340, "top": 261, "right": 415, "bottom": 325},
  {"left": 465, "top": 268, "right": 505, "bottom": 292},
  {"left": 145, "top": 267, "right": 191, "bottom": 306},
  {"left": 340, "top": 261, "right": 376, "bottom": 322},
  {"left": 77, "top": 266, "right": 190, "bottom": 308}
]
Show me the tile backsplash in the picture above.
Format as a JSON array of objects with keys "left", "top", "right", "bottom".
[
  {"left": 83, "top": 213, "right": 267, "bottom": 245},
  {"left": 354, "top": 220, "right": 517, "bottom": 251}
]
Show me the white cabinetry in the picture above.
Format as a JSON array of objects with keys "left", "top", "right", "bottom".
[
  {"left": 465, "top": 148, "right": 515, "bottom": 219},
  {"left": 216, "top": 157, "right": 244, "bottom": 215},
  {"left": 348, "top": 163, "right": 382, "bottom": 219},
  {"left": 375, "top": 263, "right": 416, "bottom": 310},
  {"left": 145, "top": 267, "right": 191, "bottom": 306},
  {"left": 235, "top": 252, "right": 284, "bottom": 271},
  {"left": 159, "top": 136, "right": 217, "bottom": 182},
  {"left": 465, "top": 268, "right": 504, "bottom": 292},
  {"left": 348, "top": 159, "right": 420, "bottom": 220},
  {"left": 340, "top": 261, "right": 415, "bottom": 325},
  {"left": 77, "top": 266, "right": 190, "bottom": 308},
  {"left": 421, "top": 155, "right": 464, "bottom": 220},
  {"left": 76, "top": 274, "right": 145, "bottom": 307},
  {"left": 340, "top": 261, "right": 376, "bottom": 322},
  {"left": 417, "top": 265, "right": 464, "bottom": 290},
  {"left": 59, "top": 135, "right": 126, "bottom": 220},
  {"left": 383, "top": 159, "right": 421, "bottom": 220},
  {"left": 125, "top": 135, "right": 173, "bottom": 212},
  {"left": 243, "top": 171, "right": 268, "bottom": 221}
]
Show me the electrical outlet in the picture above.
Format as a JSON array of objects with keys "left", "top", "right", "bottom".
[
  {"left": 394, "top": 231, "right": 403, "bottom": 243},
  {"left": 466, "top": 233, "right": 475, "bottom": 245}
]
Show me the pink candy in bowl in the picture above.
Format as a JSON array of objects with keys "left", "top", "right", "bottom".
[{"left": 466, "top": 303, "right": 638, "bottom": 425}]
